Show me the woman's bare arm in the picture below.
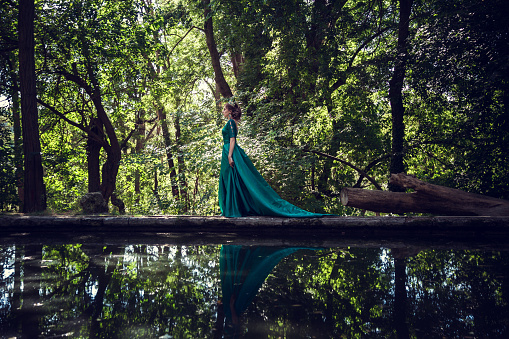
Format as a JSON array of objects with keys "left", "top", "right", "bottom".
[{"left": 228, "top": 137, "right": 235, "bottom": 167}]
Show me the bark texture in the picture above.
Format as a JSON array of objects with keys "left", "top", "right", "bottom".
[
  {"left": 19, "top": 0, "right": 46, "bottom": 212},
  {"left": 9, "top": 53, "right": 24, "bottom": 207},
  {"left": 87, "top": 118, "right": 103, "bottom": 193}
]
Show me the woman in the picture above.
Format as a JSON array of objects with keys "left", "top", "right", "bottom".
[{"left": 218, "top": 103, "right": 327, "bottom": 217}]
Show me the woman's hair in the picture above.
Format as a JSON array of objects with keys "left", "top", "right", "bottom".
[{"left": 225, "top": 102, "right": 242, "bottom": 120}]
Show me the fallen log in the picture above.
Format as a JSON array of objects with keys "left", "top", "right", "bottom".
[{"left": 340, "top": 173, "right": 509, "bottom": 216}]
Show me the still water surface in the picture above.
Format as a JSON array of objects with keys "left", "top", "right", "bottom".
[{"left": 0, "top": 237, "right": 508, "bottom": 338}]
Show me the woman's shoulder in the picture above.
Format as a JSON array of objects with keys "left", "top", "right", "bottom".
[{"left": 228, "top": 118, "right": 239, "bottom": 127}]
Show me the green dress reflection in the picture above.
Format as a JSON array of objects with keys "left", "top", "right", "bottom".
[{"left": 218, "top": 119, "right": 327, "bottom": 218}]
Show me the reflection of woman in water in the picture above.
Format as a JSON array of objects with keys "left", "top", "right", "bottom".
[
  {"left": 219, "top": 245, "right": 307, "bottom": 337},
  {"left": 218, "top": 103, "right": 329, "bottom": 218}
]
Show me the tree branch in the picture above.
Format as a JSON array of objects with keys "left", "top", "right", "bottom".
[
  {"left": 120, "top": 127, "right": 137, "bottom": 150},
  {"left": 353, "top": 153, "right": 391, "bottom": 188},
  {"left": 305, "top": 148, "right": 383, "bottom": 190},
  {"left": 348, "top": 25, "right": 394, "bottom": 69},
  {"left": 37, "top": 99, "right": 108, "bottom": 147},
  {"left": 143, "top": 120, "right": 159, "bottom": 143},
  {"left": 168, "top": 26, "right": 201, "bottom": 55},
  {"left": 54, "top": 69, "right": 94, "bottom": 97}
]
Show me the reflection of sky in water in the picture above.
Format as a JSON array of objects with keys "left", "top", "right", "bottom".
[
  {"left": 0, "top": 246, "right": 15, "bottom": 308},
  {"left": 119, "top": 245, "right": 219, "bottom": 297}
]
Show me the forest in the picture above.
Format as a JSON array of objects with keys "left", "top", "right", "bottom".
[{"left": 1, "top": 0, "right": 508, "bottom": 215}]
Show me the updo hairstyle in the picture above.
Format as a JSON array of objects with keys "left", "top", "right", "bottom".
[{"left": 225, "top": 102, "right": 242, "bottom": 120}]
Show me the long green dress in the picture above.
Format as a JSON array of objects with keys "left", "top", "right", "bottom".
[{"left": 218, "top": 119, "right": 327, "bottom": 218}]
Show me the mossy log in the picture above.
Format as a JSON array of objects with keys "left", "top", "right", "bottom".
[{"left": 340, "top": 173, "right": 509, "bottom": 216}]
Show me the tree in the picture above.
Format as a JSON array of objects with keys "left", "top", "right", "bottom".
[
  {"left": 388, "top": 0, "right": 413, "bottom": 192},
  {"left": 203, "top": 0, "right": 233, "bottom": 98},
  {"left": 18, "top": 0, "right": 46, "bottom": 212},
  {"left": 38, "top": 0, "right": 148, "bottom": 211},
  {"left": 406, "top": 0, "right": 509, "bottom": 199}
]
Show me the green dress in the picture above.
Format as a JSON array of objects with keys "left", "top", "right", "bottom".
[{"left": 218, "top": 119, "right": 326, "bottom": 218}]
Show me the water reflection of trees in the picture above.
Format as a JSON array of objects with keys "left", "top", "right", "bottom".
[
  {"left": 406, "top": 250, "right": 509, "bottom": 338},
  {"left": 234, "top": 247, "right": 394, "bottom": 338},
  {"left": 0, "top": 244, "right": 222, "bottom": 338},
  {"left": 217, "top": 247, "right": 509, "bottom": 338},
  {"left": 0, "top": 244, "right": 507, "bottom": 338}
]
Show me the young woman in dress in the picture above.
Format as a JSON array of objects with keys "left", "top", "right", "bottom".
[{"left": 218, "top": 103, "right": 327, "bottom": 218}]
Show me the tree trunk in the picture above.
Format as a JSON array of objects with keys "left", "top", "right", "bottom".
[
  {"left": 317, "top": 115, "right": 341, "bottom": 195},
  {"left": 99, "top": 146, "right": 121, "bottom": 205},
  {"left": 87, "top": 118, "right": 103, "bottom": 193},
  {"left": 55, "top": 39, "right": 122, "bottom": 207},
  {"left": 9, "top": 53, "right": 24, "bottom": 209},
  {"left": 77, "top": 33, "right": 122, "bottom": 206},
  {"left": 388, "top": 0, "right": 413, "bottom": 192},
  {"left": 231, "top": 52, "right": 244, "bottom": 79},
  {"left": 157, "top": 108, "right": 180, "bottom": 200},
  {"left": 134, "top": 117, "right": 145, "bottom": 203},
  {"left": 19, "top": 0, "right": 46, "bottom": 213},
  {"left": 174, "top": 112, "right": 188, "bottom": 212},
  {"left": 203, "top": 0, "right": 233, "bottom": 98},
  {"left": 340, "top": 173, "right": 509, "bottom": 216},
  {"left": 88, "top": 82, "right": 121, "bottom": 205}
]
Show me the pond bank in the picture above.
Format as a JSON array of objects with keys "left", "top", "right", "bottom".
[
  {"left": 1, "top": 214, "right": 508, "bottom": 233},
  {"left": 0, "top": 215, "right": 508, "bottom": 249}
]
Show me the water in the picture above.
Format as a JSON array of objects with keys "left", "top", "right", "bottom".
[{"left": 0, "top": 234, "right": 508, "bottom": 338}]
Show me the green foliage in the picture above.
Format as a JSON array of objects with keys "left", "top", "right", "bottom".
[
  {"left": 406, "top": 0, "right": 509, "bottom": 198},
  {"left": 0, "top": 108, "right": 18, "bottom": 211},
  {"left": 0, "top": 0, "right": 507, "bottom": 214}
]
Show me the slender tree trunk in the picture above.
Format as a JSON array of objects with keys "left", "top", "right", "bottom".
[
  {"left": 203, "top": 0, "right": 233, "bottom": 98},
  {"left": 174, "top": 112, "right": 188, "bottom": 212},
  {"left": 317, "top": 114, "right": 341, "bottom": 196},
  {"left": 134, "top": 117, "right": 145, "bottom": 203},
  {"left": 388, "top": 0, "right": 413, "bottom": 192},
  {"left": 9, "top": 53, "right": 24, "bottom": 209},
  {"left": 157, "top": 108, "right": 180, "bottom": 200},
  {"left": 153, "top": 166, "right": 161, "bottom": 206},
  {"left": 311, "top": 162, "right": 315, "bottom": 191},
  {"left": 19, "top": 0, "right": 46, "bottom": 213}
]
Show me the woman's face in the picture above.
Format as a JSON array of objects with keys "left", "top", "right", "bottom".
[{"left": 222, "top": 105, "right": 232, "bottom": 118}]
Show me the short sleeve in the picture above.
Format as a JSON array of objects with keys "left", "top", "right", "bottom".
[{"left": 227, "top": 119, "right": 237, "bottom": 139}]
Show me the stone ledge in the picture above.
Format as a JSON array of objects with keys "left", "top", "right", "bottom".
[
  {"left": 1, "top": 215, "right": 508, "bottom": 249},
  {"left": 0, "top": 214, "right": 508, "bottom": 231}
]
